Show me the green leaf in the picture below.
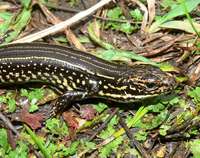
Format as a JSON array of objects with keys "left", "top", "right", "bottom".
[
  {"left": 160, "top": 20, "right": 200, "bottom": 34},
  {"left": 178, "top": 99, "right": 188, "bottom": 109},
  {"left": 84, "top": 141, "right": 96, "bottom": 150},
  {"left": 159, "top": 125, "right": 171, "bottom": 136},
  {"left": 150, "top": 110, "right": 169, "bottom": 129},
  {"left": 149, "top": 0, "right": 200, "bottom": 33},
  {"left": 7, "top": 141, "right": 28, "bottom": 158},
  {"left": 176, "top": 111, "right": 193, "bottom": 125},
  {"left": 134, "top": 130, "right": 147, "bottom": 141},
  {"left": 175, "top": 76, "right": 188, "bottom": 83},
  {"left": 24, "top": 125, "right": 51, "bottom": 158},
  {"left": 46, "top": 143, "right": 57, "bottom": 156},
  {"left": 7, "top": 98, "right": 16, "bottom": 113},
  {"left": 99, "top": 116, "right": 118, "bottom": 139},
  {"left": 27, "top": 88, "right": 44, "bottom": 101},
  {"left": 130, "top": 9, "right": 143, "bottom": 21},
  {"left": 20, "top": 0, "right": 31, "bottom": 8},
  {"left": 139, "top": 110, "right": 169, "bottom": 130},
  {"left": 107, "top": 7, "right": 122, "bottom": 19},
  {"left": 45, "top": 118, "right": 68, "bottom": 136},
  {"left": 21, "top": 88, "right": 44, "bottom": 112},
  {"left": 99, "top": 136, "right": 123, "bottom": 158},
  {"left": 0, "top": 12, "right": 13, "bottom": 36},
  {"left": 169, "top": 97, "right": 180, "bottom": 105},
  {"left": 188, "top": 87, "right": 200, "bottom": 103},
  {"left": 120, "top": 22, "right": 134, "bottom": 34},
  {"left": 96, "top": 49, "right": 158, "bottom": 66},
  {"left": 88, "top": 22, "right": 115, "bottom": 50},
  {"left": 0, "top": 96, "right": 7, "bottom": 104},
  {"left": 188, "top": 128, "right": 199, "bottom": 135},
  {"left": 62, "top": 141, "right": 80, "bottom": 156},
  {"left": 148, "top": 103, "right": 165, "bottom": 113},
  {"left": 180, "top": 0, "right": 200, "bottom": 37},
  {"left": 80, "top": 139, "right": 96, "bottom": 151},
  {"left": 69, "top": 0, "right": 79, "bottom": 6},
  {"left": 93, "top": 103, "right": 108, "bottom": 113},
  {"left": 0, "top": 92, "right": 16, "bottom": 113},
  {"left": 189, "top": 139, "right": 200, "bottom": 158},
  {"left": 0, "top": 128, "right": 9, "bottom": 151},
  {"left": 105, "top": 7, "right": 136, "bottom": 34},
  {"left": 4, "top": 8, "right": 31, "bottom": 43},
  {"left": 53, "top": 35, "right": 68, "bottom": 43},
  {"left": 78, "top": 36, "right": 91, "bottom": 43},
  {"left": 159, "top": 63, "right": 178, "bottom": 72},
  {"left": 0, "top": 11, "right": 13, "bottom": 20},
  {"left": 20, "top": 89, "right": 29, "bottom": 97},
  {"left": 29, "top": 103, "right": 39, "bottom": 112},
  {"left": 160, "top": 0, "right": 178, "bottom": 8},
  {"left": 126, "top": 106, "right": 149, "bottom": 128}
]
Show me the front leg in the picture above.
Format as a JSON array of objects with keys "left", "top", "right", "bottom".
[
  {"left": 49, "top": 78, "right": 99, "bottom": 116},
  {"left": 20, "top": 91, "right": 88, "bottom": 122},
  {"left": 51, "top": 91, "right": 88, "bottom": 115}
]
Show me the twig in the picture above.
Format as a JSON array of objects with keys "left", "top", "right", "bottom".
[
  {"left": 12, "top": 0, "right": 113, "bottom": 43},
  {"left": 167, "top": 117, "right": 193, "bottom": 135},
  {"left": 190, "top": 61, "right": 200, "bottom": 84},
  {"left": 38, "top": 2, "right": 86, "bottom": 51},
  {"left": 130, "top": 0, "right": 148, "bottom": 32},
  {"left": 81, "top": 0, "right": 87, "bottom": 9},
  {"left": 94, "top": 15, "right": 141, "bottom": 24},
  {"left": 147, "top": 0, "right": 155, "bottom": 26},
  {"left": 89, "top": 108, "right": 119, "bottom": 141},
  {"left": 141, "top": 35, "right": 184, "bottom": 57},
  {"left": 0, "top": 112, "right": 19, "bottom": 136},
  {"left": 46, "top": 4, "right": 80, "bottom": 13},
  {"left": 142, "top": 33, "right": 163, "bottom": 45},
  {"left": 47, "top": 4, "right": 141, "bottom": 24},
  {"left": 119, "top": 0, "right": 131, "bottom": 20},
  {"left": 117, "top": 112, "right": 151, "bottom": 158}
]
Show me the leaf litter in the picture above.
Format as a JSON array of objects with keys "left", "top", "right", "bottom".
[{"left": 0, "top": 0, "right": 200, "bottom": 157}]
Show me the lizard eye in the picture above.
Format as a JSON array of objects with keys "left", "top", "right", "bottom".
[{"left": 146, "top": 82, "right": 157, "bottom": 90}]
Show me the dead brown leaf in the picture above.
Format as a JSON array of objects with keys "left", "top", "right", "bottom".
[{"left": 20, "top": 107, "right": 44, "bottom": 130}]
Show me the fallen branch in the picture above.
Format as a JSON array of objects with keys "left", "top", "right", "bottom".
[{"left": 12, "top": 0, "right": 112, "bottom": 43}]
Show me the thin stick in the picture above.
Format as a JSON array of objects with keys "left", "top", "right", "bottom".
[
  {"left": 117, "top": 112, "right": 151, "bottom": 158},
  {"left": 89, "top": 108, "right": 119, "bottom": 141},
  {"left": 0, "top": 112, "right": 19, "bottom": 136},
  {"left": 12, "top": 0, "right": 112, "bottom": 43}
]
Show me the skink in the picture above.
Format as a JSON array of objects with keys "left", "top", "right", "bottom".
[{"left": 0, "top": 43, "right": 175, "bottom": 113}]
